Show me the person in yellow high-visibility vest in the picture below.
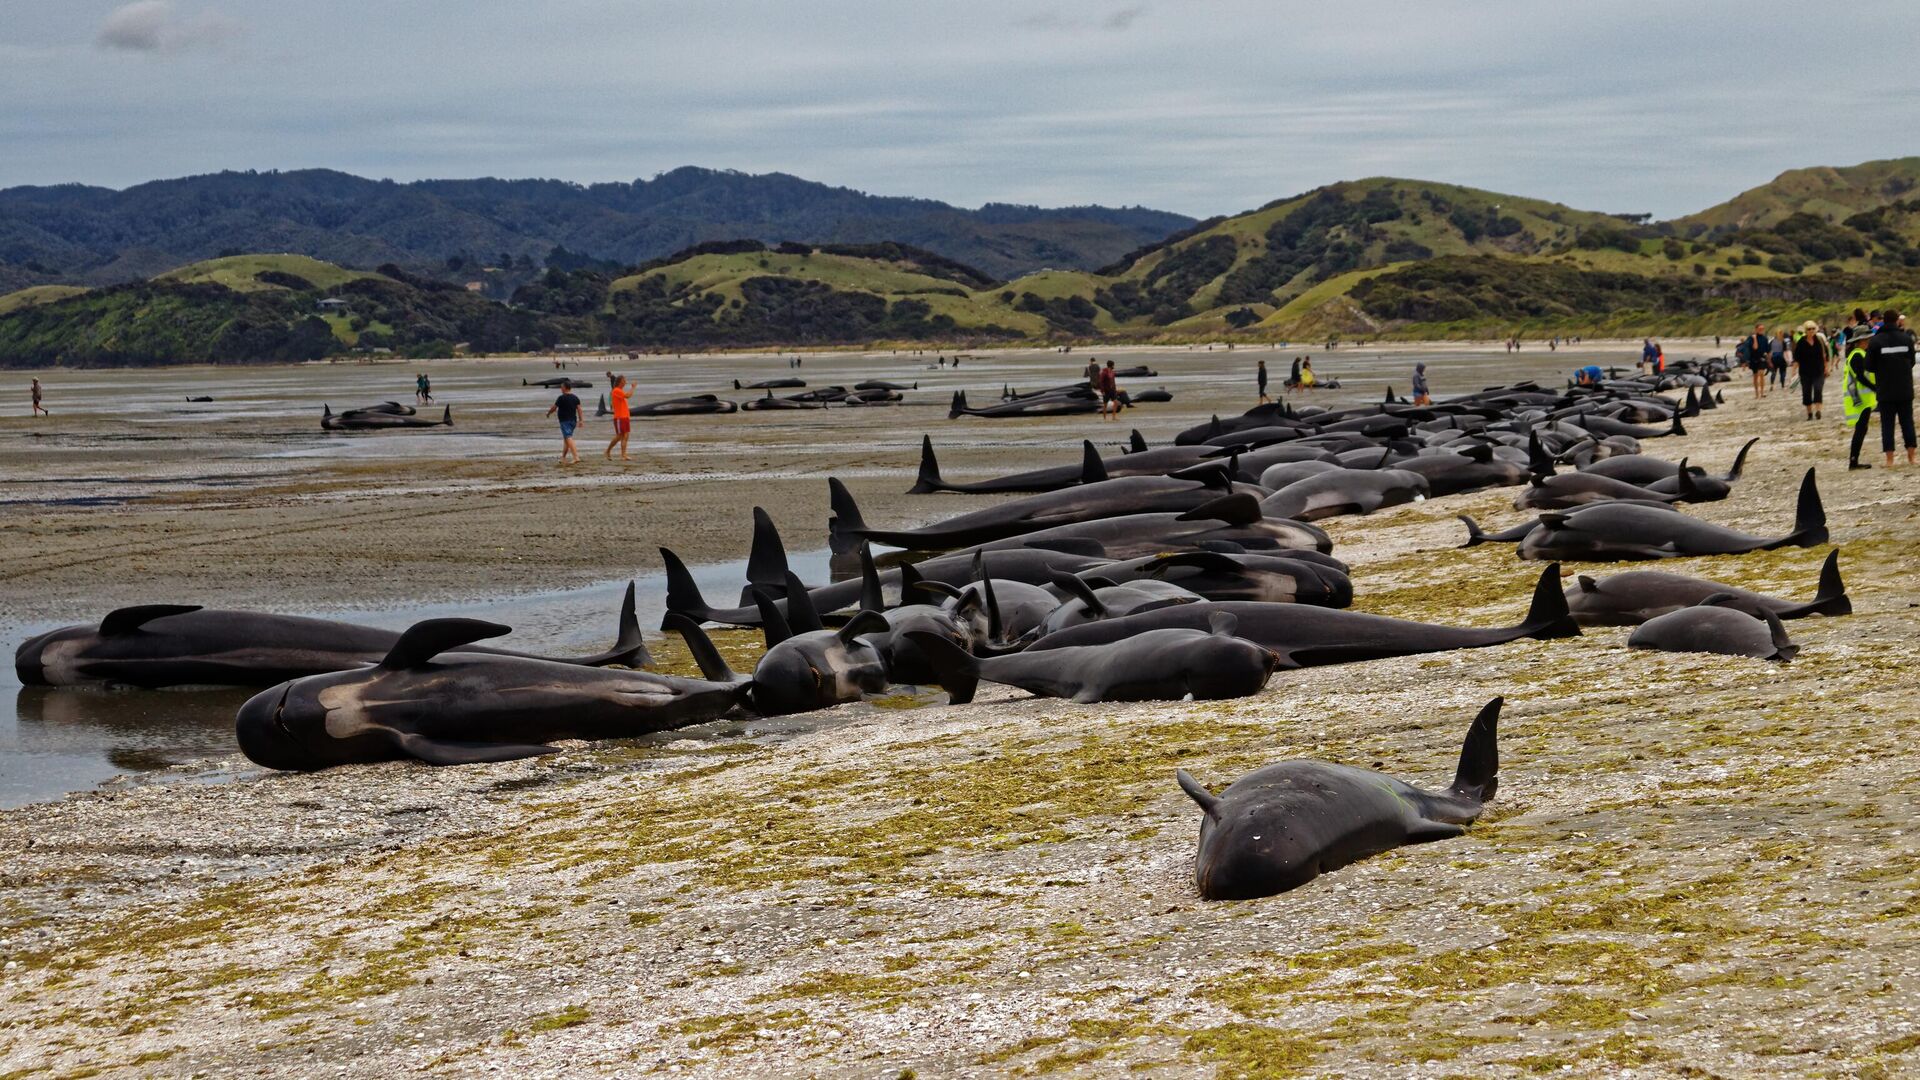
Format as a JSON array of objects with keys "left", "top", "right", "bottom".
[{"left": 1842, "top": 340, "right": 1877, "bottom": 470}]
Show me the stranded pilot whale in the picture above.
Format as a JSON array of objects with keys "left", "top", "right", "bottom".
[
  {"left": 1178, "top": 697, "right": 1500, "bottom": 900},
  {"left": 16, "top": 585, "right": 648, "bottom": 688},
  {"left": 1518, "top": 468, "right": 1827, "bottom": 561},
  {"left": 1567, "top": 550, "right": 1850, "bottom": 625},
  {"left": 235, "top": 618, "right": 738, "bottom": 770},
  {"left": 1627, "top": 598, "right": 1799, "bottom": 661},
  {"left": 906, "top": 611, "right": 1277, "bottom": 704},
  {"left": 322, "top": 404, "right": 451, "bottom": 430}
]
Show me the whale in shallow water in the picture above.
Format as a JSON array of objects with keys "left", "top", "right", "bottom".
[
  {"left": 1178, "top": 697, "right": 1500, "bottom": 900},
  {"left": 235, "top": 618, "right": 736, "bottom": 770},
  {"left": 15, "top": 585, "right": 648, "bottom": 689}
]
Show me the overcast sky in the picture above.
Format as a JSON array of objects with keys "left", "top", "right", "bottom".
[{"left": 4, "top": 1, "right": 1917, "bottom": 219}]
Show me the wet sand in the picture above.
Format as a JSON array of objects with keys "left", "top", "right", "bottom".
[{"left": 6, "top": 342, "right": 1920, "bottom": 1078}]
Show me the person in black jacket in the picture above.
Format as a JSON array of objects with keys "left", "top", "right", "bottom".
[
  {"left": 1865, "top": 309, "right": 1917, "bottom": 467},
  {"left": 1791, "top": 320, "right": 1828, "bottom": 421}
]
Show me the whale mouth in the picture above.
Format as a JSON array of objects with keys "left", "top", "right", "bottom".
[{"left": 270, "top": 683, "right": 295, "bottom": 739}]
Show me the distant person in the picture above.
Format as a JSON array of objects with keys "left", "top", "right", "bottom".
[
  {"left": 1743, "top": 323, "right": 1771, "bottom": 398},
  {"left": 1097, "top": 360, "right": 1121, "bottom": 421},
  {"left": 420, "top": 374, "right": 433, "bottom": 404},
  {"left": 30, "top": 378, "right": 47, "bottom": 416},
  {"left": 1652, "top": 343, "right": 1665, "bottom": 375},
  {"left": 1411, "top": 362, "right": 1430, "bottom": 405},
  {"left": 546, "top": 380, "right": 583, "bottom": 465},
  {"left": 1084, "top": 358, "right": 1100, "bottom": 387},
  {"left": 1640, "top": 338, "right": 1656, "bottom": 372},
  {"left": 1769, "top": 330, "right": 1789, "bottom": 389},
  {"left": 1257, "top": 360, "right": 1270, "bottom": 403},
  {"left": 415, "top": 373, "right": 427, "bottom": 403},
  {"left": 1288, "top": 356, "right": 1302, "bottom": 387},
  {"left": 1792, "top": 321, "right": 1828, "bottom": 421},
  {"left": 1574, "top": 365, "right": 1603, "bottom": 387},
  {"left": 604, "top": 371, "right": 633, "bottom": 462},
  {"left": 1865, "top": 308, "right": 1917, "bottom": 467},
  {"left": 1298, "top": 358, "right": 1318, "bottom": 390}
]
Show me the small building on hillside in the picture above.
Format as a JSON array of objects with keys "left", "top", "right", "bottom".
[{"left": 316, "top": 297, "right": 350, "bottom": 313}]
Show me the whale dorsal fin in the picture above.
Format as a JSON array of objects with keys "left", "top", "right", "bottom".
[
  {"left": 753, "top": 592, "right": 792, "bottom": 648},
  {"left": 837, "top": 610, "right": 889, "bottom": 644},
  {"left": 99, "top": 604, "right": 203, "bottom": 636},
  {"left": 1576, "top": 575, "right": 1599, "bottom": 593},
  {"left": 1207, "top": 611, "right": 1239, "bottom": 637},
  {"left": 1080, "top": 441, "right": 1109, "bottom": 485},
  {"left": 380, "top": 618, "right": 512, "bottom": 669},
  {"left": 1176, "top": 769, "right": 1221, "bottom": 821},
  {"left": 783, "top": 572, "right": 824, "bottom": 633},
  {"left": 1050, "top": 570, "right": 1105, "bottom": 616},
  {"left": 1129, "top": 429, "right": 1149, "bottom": 453}
]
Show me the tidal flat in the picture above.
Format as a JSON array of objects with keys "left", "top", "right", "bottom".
[{"left": 1, "top": 342, "right": 1917, "bottom": 1078}]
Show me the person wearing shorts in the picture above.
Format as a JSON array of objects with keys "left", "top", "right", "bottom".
[
  {"left": 604, "top": 371, "right": 633, "bottom": 461},
  {"left": 1097, "top": 360, "right": 1120, "bottom": 421},
  {"left": 546, "top": 380, "right": 582, "bottom": 465},
  {"left": 1743, "top": 323, "right": 1770, "bottom": 398}
]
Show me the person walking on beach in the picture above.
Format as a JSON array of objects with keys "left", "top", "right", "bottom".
[
  {"left": 604, "top": 371, "right": 633, "bottom": 462},
  {"left": 30, "top": 378, "right": 47, "bottom": 416},
  {"left": 420, "top": 373, "right": 433, "bottom": 404},
  {"left": 1865, "top": 309, "right": 1917, "bottom": 467},
  {"left": 1743, "top": 323, "right": 1771, "bottom": 399},
  {"left": 1096, "top": 360, "right": 1120, "bottom": 421},
  {"left": 546, "top": 379, "right": 583, "bottom": 465},
  {"left": 1769, "top": 330, "right": 1790, "bottom": 390},
  {"left": 1411, "top": 362, "right": 1431, "bottom": 406},
  {"left": 1843, "top": 334, "right": 1878, "bottom": 470},
  {"left": 1257, "top": 360, "right": 1270, "bottom": 403},
  {"left": 1792, "top": 320, "right": 1828, "bottom": 421}
]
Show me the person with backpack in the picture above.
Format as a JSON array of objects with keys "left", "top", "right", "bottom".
[{"left": 1864, "top": 309, "right": 1917, "bottom": 467}]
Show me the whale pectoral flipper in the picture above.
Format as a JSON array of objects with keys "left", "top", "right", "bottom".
[
  {"left": 380, "top": 618, "right": 513, "bottom": 669},
  {"left": 387, "top": 730, "right": 559, "bottom": 766},
  {"left": 98, "top": 604, "right": 204, "bottom": 635},
  {"left": 1175, "top": 769, "right": 1221, "bottom": 821},
  {"left": 1404, "top": 821, "right": 1467, "bottom": 844}
]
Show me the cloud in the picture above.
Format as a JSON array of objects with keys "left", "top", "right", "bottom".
[
  {"left": 96, "top": 1, "right": 240, "bottom": 54},
  {"left": 1017, "top": 5, "right": 1149, "bottom": 32}
]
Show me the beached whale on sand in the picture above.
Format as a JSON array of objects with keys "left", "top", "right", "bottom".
[
  {"left": 734, "top": 378, "right": 807, "bottom": 389},
  {"left": 1566, "top": 550, "right": 1850, "bottom": 625},
  {"left": 322, "top": 405, "right": 450, "bottom": 430},
  {"left": 949, "top": 389, "right": 1099, "bottom": 419},
  {"left": 15, "top": 585, "right": 649, "bottom": 689},
  {"left": 907, "top": 611, "right": 1276, "bottom": 705},
  {"left": 1627, "top": 598, "right": 1799, "bottom": 661},
  {"left": 1518, "top": 468, "right": 1827, "bottom": 561},
  {"left": 524, "top": 377, "right": 595, "bottom": 388},
  {"left": 1026, "top": 565, "right": 1578, "bottom": 668},
  {"left": 1178, "top": 697, "right": 1500, "bottom": 900},
  {"left": 234, "top": 618, "right": 735, "bottom": 770}
]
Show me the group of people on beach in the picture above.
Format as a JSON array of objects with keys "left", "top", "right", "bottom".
[
  {"left": 544, "top": 372, "right": 632, "bottom": 465},
  {"left": 1736, "top": 309, "right": 1917, "bottom": 469}
]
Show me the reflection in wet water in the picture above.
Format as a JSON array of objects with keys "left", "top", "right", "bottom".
[{"left": 0, "top": 546, "right": 841, "bottom": 809}]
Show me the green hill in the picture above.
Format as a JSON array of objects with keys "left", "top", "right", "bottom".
[
  {"left": 10, "top": 162, "right": 1920, "bottom": 365},
  {"left": 1677, "top": 158, "right": 1920, "bottom": 233}
]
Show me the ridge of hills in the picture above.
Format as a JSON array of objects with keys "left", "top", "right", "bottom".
[{"left": 6, "top": 159, "right": 1920, "bottom": 367}]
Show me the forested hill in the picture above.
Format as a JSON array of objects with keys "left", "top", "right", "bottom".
[{"left": 0, "top": 167, "right": 1193, "bottom": 292}]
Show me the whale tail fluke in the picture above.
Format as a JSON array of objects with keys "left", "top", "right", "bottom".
[
  {"left": 1175, "top": 769, "right": 1221, "bottom": 821},
  {"left": 1446, "top": 697, "right": 1501, "bottom": 808},
  {"left": 902, "top": 629, "right": 981, "bottom": 705},
  {"left": 827, "top": 478, "right": 867, "bottom": 556},
  {"left": 663, "top": 613, "right": 742, "bottom": 685},
  {"left": 1769, "top": 468, "right": 1828, "bottom": 549},
  {"left": 1801, "top": 549, "right": 1852, "bottom": 618},
  {"left": 1518, "top": 563, "right": 1582, "bottom": 640},
  {"left": 909, "top": 435, "right": 946, "bottom": 494}
]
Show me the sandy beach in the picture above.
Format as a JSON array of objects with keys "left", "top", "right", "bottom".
[{"left": 4, "top": 341, "right": 1919, "bottom": 1078}]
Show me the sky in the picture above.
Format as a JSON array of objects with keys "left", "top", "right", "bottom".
[{"left": 4, "top": 0, "right": 1918, "bottom": 220}]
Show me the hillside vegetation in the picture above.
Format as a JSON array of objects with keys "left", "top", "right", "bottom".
[
  {"left": 7, "top": 159, "right": 1920, "bottom": 365},
  {"left": 0, "top": 167, "right": 1192, "bottom": 289}
]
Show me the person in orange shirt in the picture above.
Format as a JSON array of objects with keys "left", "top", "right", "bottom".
[{"left": 605, "top": 371, "right": 633, "bottom": 461}]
